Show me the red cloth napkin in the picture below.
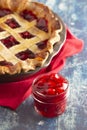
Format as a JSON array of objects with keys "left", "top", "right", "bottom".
[{"left": 0, "top": 28, "right": 84, "bottom": 110}]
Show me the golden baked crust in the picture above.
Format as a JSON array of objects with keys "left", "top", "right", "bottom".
[{"left": 0, "top": 0, "right": 64, "bottom": 75}]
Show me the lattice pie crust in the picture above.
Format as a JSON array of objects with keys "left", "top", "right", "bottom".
[{"left": 0, "top": 0, "right": 63, "bottom": 74}]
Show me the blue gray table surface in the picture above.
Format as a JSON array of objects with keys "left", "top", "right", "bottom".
[{"left": 0, "top": 0, "right": 87, "bottom": 130}]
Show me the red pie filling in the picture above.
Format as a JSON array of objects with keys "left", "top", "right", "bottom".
[
  {"left": 36, "top": 40, "right": 47, "bottom": 49},
  {"left": 20, "top": 10, "right": 37, "bottom": 22},
  {"left": 1, "top": 36, "right": 20, "bottom": 48},
  {"left": 36, "top": 18, "right": 48, "bottom": 32},
  {"left": 0, "top": 8, "right": 12, "bottom": 17},
  {"left": 16, "top": 49, "right": 36, "bottom": 60},
  {"left": 5, "top": 18, "right": 20, "bottom": 29},
  {"left": 33, "top": 73, "right": 68, "bottom": 96},
  {"left": 20, "top": 10, "right": 48, "bottom": 32},
  {"left": 0, "top": 9, "right": 49, "bottom": 66},
  {"left": 20, "top": 31, "right": 34, "bottom": 39},
  {"left": 0, "top": 61, "right": 13, "bottom": 66}
]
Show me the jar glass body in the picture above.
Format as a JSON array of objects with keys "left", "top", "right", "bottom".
[{"left": 32, "top": 73, "right": 69, "bottom": 118}]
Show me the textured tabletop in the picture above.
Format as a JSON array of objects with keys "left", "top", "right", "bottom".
[{"left": 0, "top": 0, "right": 87, "bottom": 130}]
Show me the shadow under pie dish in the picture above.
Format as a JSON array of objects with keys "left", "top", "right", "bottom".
[{"left": 0, "top": 0, "right": 66, "bottom": 82}]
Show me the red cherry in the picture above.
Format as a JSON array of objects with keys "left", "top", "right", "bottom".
[
  {"left": 16, "top": 49, "right": 36, "bottom": 60},
  {"left": 49, "top": 73, "right": 60, "bottom": 83},
  {"left": 20, "top": 10, "right": 37, "bottom": 21},
  {"left": 50, "top": 73, "right": 59, "bottom": 80},
  {"left": 36, "top": 80, "right": 45, "bottom": 87},
  {"left": 1, "top": 36, "right": 19, "bottom": 48},
  {"left": 0, "top": 9, "right": 12, "bottom": 17},
  {"left": 36, "top": 40, "right": 47, "bottom": 50},
  {"left": 20, "top": 31, "right": 34, "bottom": 39},
  {"left": 57, "top": 75, "right": 68, "bottom": 84},
  {"left": 56, "top": 82, "right": 63, "bottom": 88},
  {"left": 36, "top": 18, "right": 48, "bottom": 32},
  {"left": 5, "top": 18, "right": 20, "bottom": 28},
  {"left": 55, "top": 87, "right": 65, "bottom": 94},
  {"left": 46, "top": 88, "right": 56, "bottom": 95},
  {"left": 47, "top": 80, "right": 56, "bottom": 88},
  {"left": 40, "top": 75, "right": 49, "bottom": 83}
]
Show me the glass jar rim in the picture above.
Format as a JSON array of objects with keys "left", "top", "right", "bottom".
[{"left": 32, "top": 73, "right": 69, "bottom": 98}]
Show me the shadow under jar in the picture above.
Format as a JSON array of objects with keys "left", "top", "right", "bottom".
[{"left": 32, "top": 73, "right": 69, "bottom": 118}]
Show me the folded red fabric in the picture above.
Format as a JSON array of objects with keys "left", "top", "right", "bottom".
[{"left": 0, "top": 28, "right": 84, "bottom": 109}]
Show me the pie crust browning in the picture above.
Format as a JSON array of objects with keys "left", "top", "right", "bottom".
[{"left": 0, "top": 0, "right": 63, "bottom": 75}]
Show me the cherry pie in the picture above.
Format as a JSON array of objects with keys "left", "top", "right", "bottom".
[{"left": 0, "top": 0, "right": 65, "bottom": 75}]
